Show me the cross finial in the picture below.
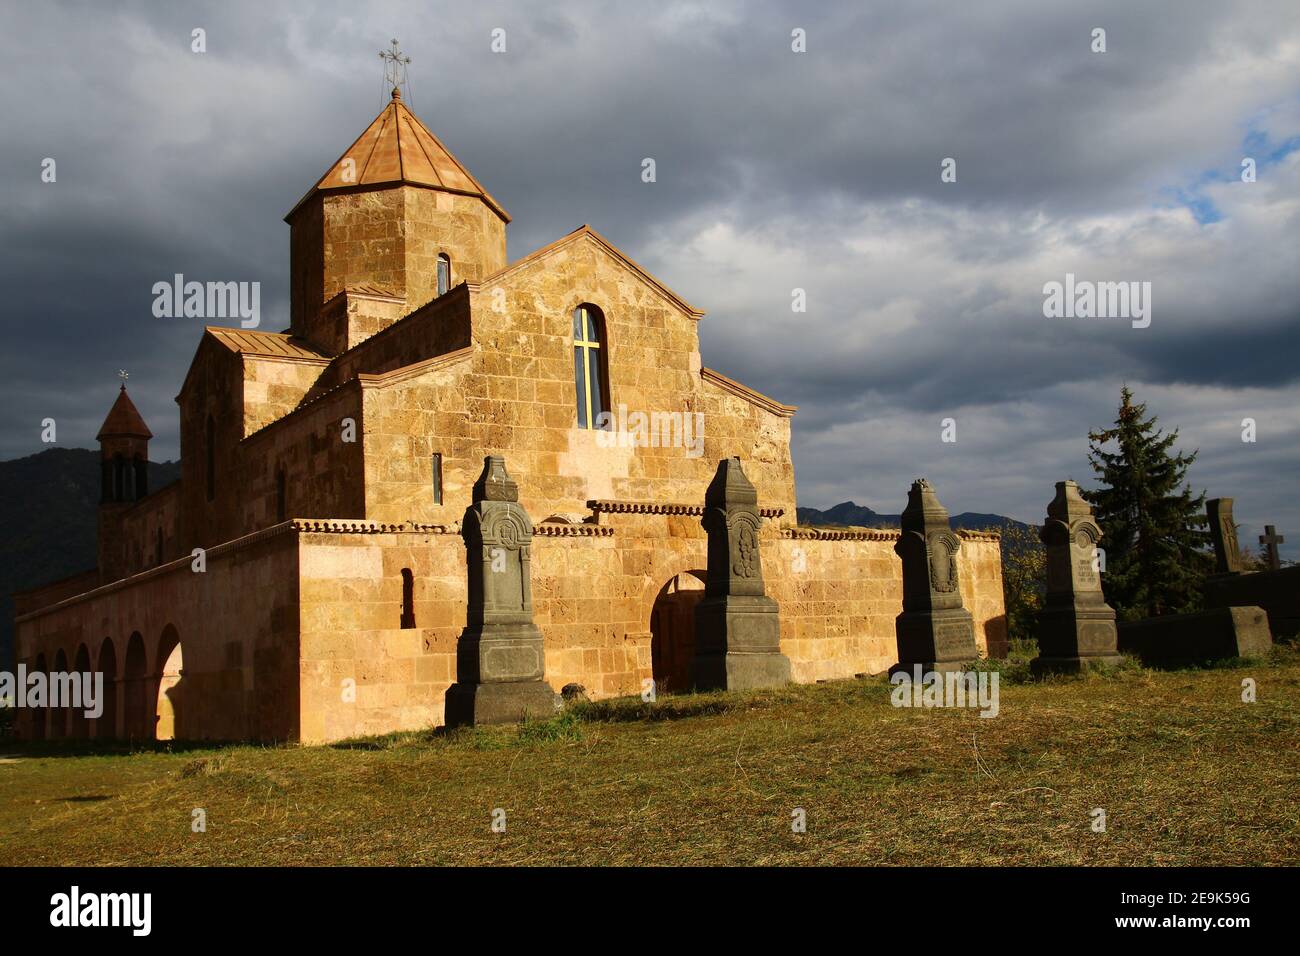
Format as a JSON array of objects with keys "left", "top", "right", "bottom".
[
  {"left": 117, "top": 369, "right": 129, "bottom": 389},
  {"left": 379, "top": 38, "right": 411, "bottom": 100},
  {"left": 1259, "top": 524, "right": 1285, "bottom": 571}
]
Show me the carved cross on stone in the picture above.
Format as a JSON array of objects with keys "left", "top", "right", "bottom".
[
  {"left": 691, "top": 457, "right": 790, "bottom": 691},
  {"left": 1206, "top": 498, "right": 1243, "bottom": 575},
  {"left": 1031, "top": 480, "right": 1121, "bottom": 674},
  {"left": 444, "top": 455, "right": 556, "bottom": 726},
  {"left": 1259, "top": 525, "right": 1285, "bottom": 571},
  {"left": 890, "top": 478, "right": 980, "bottom": 675}
]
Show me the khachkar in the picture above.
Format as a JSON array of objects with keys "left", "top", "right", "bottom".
[
  {"left": 1031, "top": 480, "right": 1122, "bottom": 674},
  {"left": 890, "top": 478, "right": 981, "bottom": 675},
  {"left": 1206, "top": 498, "right": 1244, "bottom": 575},
  {"left": 691, "top": 457, "right": 792, "bottom": 690},
  {"left": 445, "top": 456, "right": 557, "bottom": 726}
]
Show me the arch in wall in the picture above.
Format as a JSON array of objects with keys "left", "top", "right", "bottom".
[
  {"left": 649, "top": 570, "right": 707, "bottom": 693},
  {"left": 31, "top": 653, "right": 48, "bottom": 740},
  {"left": 51, "top": 649, "right": 69, "bottom": 738},
  {"left": 96, "top": 638, "right": 118, "bottom": 740},
  {"left": 70, "top": 644, "right": 92, "bottom": 739},
  {"left": 123, "top": 631, "right": 149, "bottom": 741},
  {"left": 155, "top": 625, "right": 184, "bottom": 741}
]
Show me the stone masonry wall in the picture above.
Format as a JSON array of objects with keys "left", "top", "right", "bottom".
[{"left": 293, "top": 519, "right": 1005, "bottom": 744}]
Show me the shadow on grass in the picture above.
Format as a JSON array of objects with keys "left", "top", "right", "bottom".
[{"left": 0, "top": 736, "right": 255, "bottom": 760}]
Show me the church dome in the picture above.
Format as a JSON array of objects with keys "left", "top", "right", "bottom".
[
  {"left": 96, "top": 385, "right": 152, "bottom": 440},
  {"left": 284, "top": 87, "right": 509, "bottom": 223}
]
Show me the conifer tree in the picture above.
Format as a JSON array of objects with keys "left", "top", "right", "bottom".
[{"left": 1083, "top": 386, "right": 1212, "bottom": 619}]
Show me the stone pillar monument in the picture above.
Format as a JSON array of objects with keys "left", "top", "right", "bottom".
[
  {"left": 1031, "top": 480, "right": 1122, "bottom": 674},
  {"left": 1206, "top": 498, "right": 1243, "bottom": 575},
  {"left": 890, "top": 478, "right": 980, "bottom": 675},
  {"left": 445, "top": 456, "right": 557, "bottom": 726},
  {"left": 691, "top": 457, "right": 792, "bottom": 691}
]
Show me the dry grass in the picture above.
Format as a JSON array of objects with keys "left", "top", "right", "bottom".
[{"left": 2, "top": 649, "right": 1297, "bottom": 866}]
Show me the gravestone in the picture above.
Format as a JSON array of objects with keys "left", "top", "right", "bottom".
[
  {"left": 1205, "top": 566, "right": 1300, "bottom": 640},
  {"left": 1259, "top": 525, "right": 1285, "bottom": 571},
  {"left": 691, "top": 457, "right": 792, "bottom": 691},
  {"left": 445, "top": 456, "right": 557, "bottom": 726},
  {"left": 890, "top": 478, "right": 981, "bottom": 675},
  {"left": 1117, "top": 606, "right": 1273, "bottom": 665},
  {"left": 1206, "top": 498, "right": 1243, "bottom": 575},
  {"left": 1031, "top": 480, "right": 1123, "bottom": 673}
]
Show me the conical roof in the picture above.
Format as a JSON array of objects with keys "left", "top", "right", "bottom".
[
  {"left": 285, "top": 87, "right": 509, "bottom": 222},
  {"left": 96, "top": 385, "right": 152, "bottom": 440}
]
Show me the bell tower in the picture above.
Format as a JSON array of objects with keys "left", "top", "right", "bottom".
[
  {"left": 96, "top": 374, "right": 153, "bottom": 581},
  {"left": 97, "top": 376, "right": 152, "bottom": 505},
  {"left": 284, "top": 42, "right": 510, "bottom": 354}
]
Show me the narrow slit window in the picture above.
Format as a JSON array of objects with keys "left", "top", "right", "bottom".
[
  {"left": 275, "top": 467, "right": 287, "bottom": 522},
  {"left": 400, "top": 568, "right": 416, "bottom": 629},
  {"left": 205, "top": 414, "right": 216, "bottom": 502},
  {"left": 431, "top": 453, "right": 443, "bottom": 505},
  {"left": 437, "top": 254, "right": 451, "bottom": 296}
]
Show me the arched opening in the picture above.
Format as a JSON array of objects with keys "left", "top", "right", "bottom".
[
  {"left": 70, "top": 644, "right": 91, "bottom": 738},
  {"left": 123, "top": 631, "right": 149, "bottom": 741},
  {"left": 572, "top": 304, "right": 610, "bottom": 429},
  {"left": 133, "top": 453, "right": 148, "bottom": 500},
  {"left": 31, "top": 653, "right": 47, "bottom": 740},
  {"left": 155, "top": 625, "right": 184, "bottom": 741},
  {"left": 112, "top": 453, "right": 126, "bottom": 502},
  {"left": 96, "top": 638, "right": 118, "bottom": 740},
  {"left": 650, "top": 571, "right": 706, "bottom": 693},
  {"left": 400, "top": 568, "right": 416, "bottom": 628},
  {"left": 51, "top": 649, "right": 69, "bottom": 738}
]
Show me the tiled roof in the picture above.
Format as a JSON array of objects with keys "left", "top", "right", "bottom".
[
  {"left": 205, "top": 327, "right": 330, "bottom": 361},
  {"left": 285, "top": 88, "right": 509, "bottom": 223},
  {"left": 96, "top": 386, "right": 152, "bottom": 440}
]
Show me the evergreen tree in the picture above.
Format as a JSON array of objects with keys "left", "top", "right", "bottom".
[{"left": 1083, "top": 386, "right": 1212, "bottom": 619}]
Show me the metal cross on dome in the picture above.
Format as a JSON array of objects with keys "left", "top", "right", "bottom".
[
  {"left": 379, "top": 38, "right": 412, "bottom": 97},
  {"left": 118, "top": 369, "right": 129, "bottom": 385}
]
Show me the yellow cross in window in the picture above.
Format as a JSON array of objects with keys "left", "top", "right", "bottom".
[{"left": 574, "top": 306, "right": 601, "bottom": 428}]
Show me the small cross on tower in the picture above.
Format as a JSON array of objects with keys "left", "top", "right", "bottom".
[
  {"left": 1259, "top": 525, "right": 1285, "bottom": 571},
  {"left": 118, "top": 369, "right": 129, "bottom": 390},
  {"left": 379, "top": 38, "right": 411, "bottom": 99}
]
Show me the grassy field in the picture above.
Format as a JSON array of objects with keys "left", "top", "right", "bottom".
[{"left": 2, "top": 648, "right": 1298, "bottom": 866}]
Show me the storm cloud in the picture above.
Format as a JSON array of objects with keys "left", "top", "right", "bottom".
[{"left": 1, "top": 0, "right": 1297, "bottom": 556}]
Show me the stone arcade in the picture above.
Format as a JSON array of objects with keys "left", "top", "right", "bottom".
[{"left": 12, "top": 87, "right": 1006, "bottom": 743}]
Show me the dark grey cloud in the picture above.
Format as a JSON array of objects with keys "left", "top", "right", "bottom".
[{"left": 1, "top": 0, "right": 1298, "bottom": 558}]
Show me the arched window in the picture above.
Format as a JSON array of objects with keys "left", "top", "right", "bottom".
[
  {"left": 112, "top": 453, "right": 126, "bottom": 502},
  {"left": 205, "top": 414, "right": 216, "bottom": 502},
  {"left": 400, "top": 568, "right": 416, "bottom": 629},
  {"left": 436, "top": 254, "right": 451, "bottom": 296},
  {"left": 572, "top": 304, "right": 609, "bottom": 429},
  {"left": 133, "top": 454, "right": 147, "bottom": 501}
]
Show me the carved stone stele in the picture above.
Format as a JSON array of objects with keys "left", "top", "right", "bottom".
[
  {"left": 1031, "top": 480, "right": 1122, "bottom": 674},
  {"left": 445, "top": 456, "right": 558, "bottom": 725},
  {"left": 1206, "top": 498, "right": 1244, "bottom": 575},
  {"left": 890, "top": 478, "right": 980, "bottom": 675},
  {"left": 691, "top": 457, "right": 792, "bottom": 691}
]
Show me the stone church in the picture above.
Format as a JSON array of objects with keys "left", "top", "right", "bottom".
[{"left": 14, "top": 88, "right": 1006, "bottom": 743}]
